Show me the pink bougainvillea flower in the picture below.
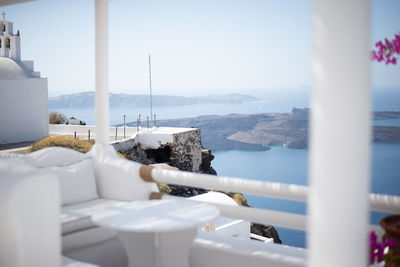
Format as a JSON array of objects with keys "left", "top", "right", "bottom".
[
  {"left": 369, "top": 231, "right": 398, "bottom": 264},
  {"left": 372, "top": 33, "right": 399, "bottom": 65},
  {"left": 376, "top": 41, "right": 384, "bottom": 49}
]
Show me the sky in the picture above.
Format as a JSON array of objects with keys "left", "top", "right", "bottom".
[{"left": 3, "top": 0, "right": 400, "bottom": 97}]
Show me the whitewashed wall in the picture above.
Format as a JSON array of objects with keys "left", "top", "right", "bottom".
[{"left": 0, "top": 79, "right": 48, "bottom": 144}]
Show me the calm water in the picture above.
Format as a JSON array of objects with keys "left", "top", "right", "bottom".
[{"left": 212, "top": 143, "right": 400, "bottom": 248}]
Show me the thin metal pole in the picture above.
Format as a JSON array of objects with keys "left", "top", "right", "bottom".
[
  {"left": 149, "top": 54, "right": 153, "bottom": 123},
  {"left": 123, "top": 114, "right": 126, "bottom": 139},
  {"left": 74, "top": 131, "right": 76, "bottom": 139},
  {"left": 154, "top": 114, "right": 156, "bottom": 128},
  {"left": 115, "top": 126, "right": 117, "bottom": 141},
  {"left": 147, "top": 116, "right": 149, "bottom": 128},
  {"left": 137, "top": 119, "right": 139, "bottom": 132},
  {"left": 88, "top": 129, "right": 91, "bottom": 140},
  {"left": 139, "top": 114, "right": 141, "bottom": 128}
]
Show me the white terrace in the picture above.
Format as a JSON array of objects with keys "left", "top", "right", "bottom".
[{"left": 1, "top": 1, "right": 400, "bottom": 267}]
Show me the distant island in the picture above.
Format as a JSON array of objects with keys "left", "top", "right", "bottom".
[
  {"left": 48, "top": 92, "right": 259, "bottom": 109},
  {"left": 126, "top": 109, "right": 400, "bottom": 151}
]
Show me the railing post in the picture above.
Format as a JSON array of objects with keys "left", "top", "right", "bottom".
[
  {"left": 154, "top": 114, "right": 156, "bottom": 128},
  {"left": 123, "top": 114, "right": 126, "bottom": 139},
  {"left": 74, "top": 131, "right": 76, "bottom": 139},
  {"left": 115, "top": 126, "right": 117, "bottom": 141},
  {"left": 309, "top": 1, "right": 371, "bottom": 267},
  {"left": 147, "top": 116, "right": 149, "bottom": 128},
  {"left": 88, "top": 129, "right": 91, "bottom": 141}
]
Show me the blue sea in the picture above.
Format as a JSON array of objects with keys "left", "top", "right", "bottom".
[
  {"left": 50, "top": 89, "right": 400, "bottom": 248},
  {"left": 213, "top": 143, "right": 400, "bottom": 248}
]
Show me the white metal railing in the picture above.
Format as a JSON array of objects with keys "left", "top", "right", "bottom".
[
  {"left": 49, "top": 124, "right": 152, "bottom": 140},
  {"left": 140, "top": 166, "right": 400, "bottom": 232}
]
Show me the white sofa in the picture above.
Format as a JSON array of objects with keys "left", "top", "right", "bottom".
[
  {"left": 23, "top": 144, "right": 157, "bottom": 266},
  {"left": 0, "top": 155, "right": 99, "bottom": 267}
]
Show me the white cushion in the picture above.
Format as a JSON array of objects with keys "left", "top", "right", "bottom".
[
  {"left": 62, "top": 256, "right": 100, "bottom": 267},
  {"left": 0, "top": 157, "right": 36, "bottom": 176},
  {"left": 48, "top": 158, "right": 98, "bottom": 205},
  {"left": 27, "top": 147, "right": 88, "bottom": 167},
  {"left": 61, "top": 211, "right": 93, "bottom": 235},
  {"left": 61, "top": 198, "right": 126, "bottom": 235},
  {"left": 62, "top": 227, "right": 117, "bottom": 254}
]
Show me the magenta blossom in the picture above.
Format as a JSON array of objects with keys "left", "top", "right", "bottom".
[
  {"left": 369, "top": 231, "right": 397, "bottom": 264},
  {"left": 371, "top": 33, "right": 400, "bottom": 65}
]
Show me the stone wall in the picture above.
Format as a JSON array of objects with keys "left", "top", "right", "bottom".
[
  {"left": 112, "top": 127, "right": 215, "bottom": 174},
  {"left": 170, "top": 129, "right": 202, "bottom": 172}
]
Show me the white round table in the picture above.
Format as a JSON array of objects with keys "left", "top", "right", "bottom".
[{"left": 93, "top": 199, "right": 220, "bottom": 267}]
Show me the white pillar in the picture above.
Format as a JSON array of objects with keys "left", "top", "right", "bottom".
[
  {"left": 309, "top": 1, "right": 371, "bottom": 267},
  {"left": 95, "top": 0, "right": 110, "bottom": 144},
  {"left": 10, "top": 36, "right": 21, "bottom": 60}
]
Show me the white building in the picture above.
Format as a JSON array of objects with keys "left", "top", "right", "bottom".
[{"left": 0, "top": 12, "right": 48, "bottom": 144}]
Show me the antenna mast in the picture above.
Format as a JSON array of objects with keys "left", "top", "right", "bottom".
[{"left": 148, "top": 54, "right": 153, "bottom": 123}]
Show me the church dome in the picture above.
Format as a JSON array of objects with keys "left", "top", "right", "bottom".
[{"left": 0, "top": 58, "right": 30, "bottom": 80}]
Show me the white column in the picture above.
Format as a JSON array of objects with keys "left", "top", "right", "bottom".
[
  {"left": 95, "top": 0, "right": 110, "bottom": 144},
  {"left": 10, "top": 36, "right": 21, "bottom": 60},
  {"left": 309, "top": 1, "right": 371, "bottom": 267}
]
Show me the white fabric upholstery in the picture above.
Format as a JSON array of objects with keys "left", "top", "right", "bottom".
[
  {"left": 61, "top": 198, "right": 126, "bottom": 235},
  {"left": 27, "top": 147, "right": 99, "bottom": 205},
  {"left": 191, "top": 231, "right": 307, "bottom": 267},
  {"left": 62, "top": 256, "right": 99, "bottom": 267},
  {"left": 0, "top": 151, "right": 32, "bottom": 161},
  {"left": 61, "top": 212, "right": 93, "bottom": 235},
  {"left": 0, "top": 157, "right": 36, "bottom": 176},
  {"left": 62, "top": 227, "right": 117, "bottom": 254},
  {"left": 64, "top": 237, "right": 127, "bottom": 267},
  {"left": 88, "top": 144, "right": 158, "bottom": 201},
  {"left": 27, "top": 147, "right": 89, "bottom": 167},
  {"left": 49, "top": 159, "right": 98, "bottom": 205},
  {"left": 0, "top": 168, "right": 61, "bottom": 267}
]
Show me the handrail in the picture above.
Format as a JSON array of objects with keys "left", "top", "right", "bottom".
[
  {"left": 140, "top": 165, "right": 400, "bottom": 214},
  {"left": 165, "top": 195, "right": 388, "bottom": 238},
  {"left": 164, "top": 195, "right": 307, "bottom": 230},
  {"left": 140, "top": 166, "right": 308, "bottom": 202}
]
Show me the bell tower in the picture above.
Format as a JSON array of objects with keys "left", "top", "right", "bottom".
[{"left": 0, "top": 11, "right": 21, "bottom": 60}]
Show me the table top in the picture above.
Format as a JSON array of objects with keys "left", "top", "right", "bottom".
[{"left": 92, "top": 199, "right": 220, "bottom": 233}]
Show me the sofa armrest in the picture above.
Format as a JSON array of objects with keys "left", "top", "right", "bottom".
[
  {"left": 88, "top": 144, "right": 158, "bottom": 201},
  {"left": 0, "top": 170, "right": 61, "bottom": 267}
]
